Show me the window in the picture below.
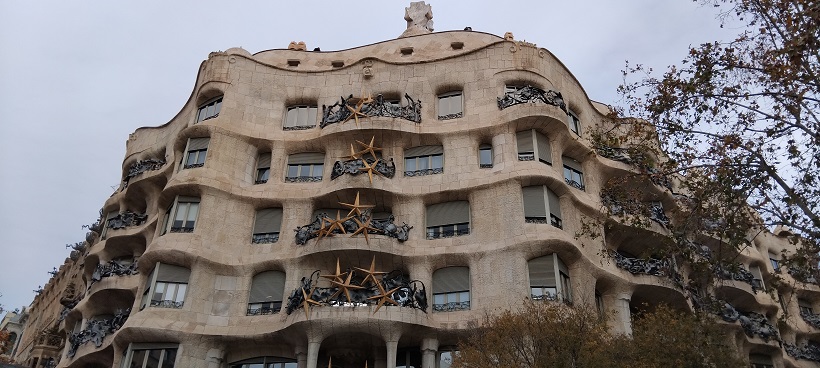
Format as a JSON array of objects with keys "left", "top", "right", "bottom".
[
  {"left": 121, "top": 343, "right": 178, "bottom": 368},
  {"left": 285, "top": 153, "right": 324, "bottom": 182},
  {"left": 432, "top": 267, "right": 470, "bottom": 312},
  {"left": 799, "top": 299, "right": 814, "bottom": 316},
  {"left": 100, "top": 211, "right": 118, "bottom": 239},
  {"left": 748, "top": 353, "right": 774, "bottom": 368},
  {"left": 161, "top": 196, "right": 200, "bottom": 234},
  {"left": 248, "top": 271, "right": 286, "bottom": 315},
  {"left": 196, "top": 96, "right": 222, "bottom": 123},
  {"left": 562, "top": 156, "right": 585, "bottom": 190},
  {"left": 595, "top": 291, "right": 605, "bottom": 318},
  {"left": 396, "top": 348, "right": 422, "bottom": 368},
  {"left": 749, "top": 265, "right": 765, "bottom": 289},
  {"left": 182, "top": 137, "right": 209, "bottom": 169},
  {"left": 140, "top": 263, "right": 190, "bottom": 310},
  {"left": 255, "top": 153, "right": 271, "bottom": 184},
  {"left": 528, "top": 254, "right": 572, "bottom": 303},
  {"left": 405, "top": 145, "right": 444, "bottom": 176},
  {"left": 437, "top": 349, "right": 459, "bottom": 368},
  {"left": 438, "top": 91, "right": 463, "bottom": 120},
  {"left": 230, "top": 357, "right": 297, "bottom": 368},
  {"left": 478, "top": 143, "right": 493, "bottom": 168},
  {"left": 284, "top": 105, "right": 318, "bottom": 129},
  {"left": 769, "top": 252, "right": 780, "bottom": 271},
  {"left": 522, "top": 185, "right": 562, "bottom": 228},
  {"left": 516, "top": 130, "right": 551, "bottom": 164},
  {"left": 567, "top": 110, "right": 581, "bottom": 135},
  {"left": 426, "top": 201, "right": 470, "bottom": 239},
  {"left": 252, "top": 208, "right": 283, "bottom": 244}
]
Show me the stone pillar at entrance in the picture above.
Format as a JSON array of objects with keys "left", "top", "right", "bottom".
[
  {"left": 421, "top": 338, "right": 439, "bottom": 368},
  {"left": 307, "top": 340, "right": 321, "bottom": 368},
  {"left": 296, "top": 345, "right": 308, "bottom": 368},
  {"left": 385, "top": 338, "right": 399, "bottom": 368}
]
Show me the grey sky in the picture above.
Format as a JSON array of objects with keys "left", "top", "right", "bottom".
[{"left": 0, "top": 1, "right": 737, "bottom": 312}]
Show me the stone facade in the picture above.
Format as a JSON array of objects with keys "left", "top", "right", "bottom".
[{"left": 8, "top": 4, "right": 819, "bottom": 368}]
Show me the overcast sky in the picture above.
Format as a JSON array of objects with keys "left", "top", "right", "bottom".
[{"left": 0, "top": 1, "right": 739, "bottom": 313}]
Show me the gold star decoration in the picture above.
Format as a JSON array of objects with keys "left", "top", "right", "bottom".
[
  {"left": 320, "top": 258, "right": 348, "bottom": 284},
  {"left": 344, "top": 143, "right": 360, "bottom": 161},
  {"left": 301, "top": 287, "right": 322, "bottom": 319},
  {"left": 358, "top": 158, "right": 383, "bottom": 185},
  {"left": 354, "top": 256, "right": 388, "bottom": 286},
  {"left": 354, "top": 136, "right": 383, "bottom": 160},
  {"left": 350, "top": 216, "right": 379, "bottom": 244},
  {"left": 342, "top": 94, "right": 373, "bottom": 128},
  {"left": 339, "top": 192, "right": 375, "bottom": 217},
  {"left": 330, "top": 271, "right": 365, "bottom": 303},
  {"left": 368, "top": 285, "right": 400, "bottom": 313}
]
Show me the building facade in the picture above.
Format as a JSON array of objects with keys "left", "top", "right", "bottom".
[{"left": 9, "top": 2, "right": 819, "bottom": 368}]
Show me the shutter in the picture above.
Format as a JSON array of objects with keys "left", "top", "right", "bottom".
[
  {"left": 433, "top": 267, "right": 470, "bottom": 293},
  {"left": 547, "top": 188, "right": 562, "bottom": 219},
  {"left": 177, "top": 196, "right": 200, "bottom": 204},
  {"left": 156, "top": 264, "right": 190, "bottom": 283},
  {"left": 528, "top": 256, "right": 556, "bottom": 287},
  {"left": 256, "top": 153, "right": 271, "bottom": 169},
  {"left": 188, "top": 138, "right": 210, "bottom": 151},
  {"left": 254, "top": 208, "right": 283, "bottom": 233},
  {"left": 516, "top": 131, "right": 533, "bottom": 153},
  {"left": 562, "top": 156, "right": 583, "bottom": 172},
  {"left": 249, "top": 271, "right": 286, "bottom": 303},
  {"left": 404, "top": 145, "right": 444, "bottom": 157},
  {"left": 522, "top": 186, "right": 547, "bottom": 218},
  {"left": 288, "top": 152, "right": 325, "bottom": 165},
  {"left": 535, "top": 131, "right": 552, "bottom": 163},
  {"left": 478, "top": 143, "right": 492, "bottom": 150},
  {"left": 426, "top": 201, "right": 470, "bottom": 227}
]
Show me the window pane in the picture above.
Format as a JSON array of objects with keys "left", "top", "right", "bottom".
[
  {"left": 195, "top": 150, "right": 205, "bottom": 165},
  {"left": 564, "top": 167, "right": 572, "bottom": 181},
  {"left": 175, "top": 284, "right": 187, "bottom": 303},
  {"left": 287, "top": 165, "right": 298, "bottom": 178},
  {"left": 258, "top": 168, "right": 270, "bottom": 181},
  {"left": 431, "top": 154, "right": 443, "bottom": 169},
  {"left": 308, "top": 107, "right": 317, "bottom": 125},
  {"left": 438, "top": 97, "right": 448, "bottom": 115},
  {"left": 153, "top": 282, "right": 166, "bottom": 301},
  {"left": 286, "top": 109, "right": 297, "bottom": 127},
  {"left": 479, "top": 149, "right": 492, "bottom": 165},
  {"left": 186, "top": 203, "right": 199, "bottom": 223},
  {"left": 145, "top": 349, "right": 161, "bottom": 368},
  {"left": 185, "top": 152, "right": 196, "bottom": 166},
  {"left": 165, "top": 283, "right": 177, "bottom": 300},
  {"left": 434, "top": 293, "right": 445, "bottom": 305},
  {"left": 214, "top": 100, "right": 222, "bottom": 116},
  {"left": 459, "top": 291, "right": 470, "bottom": 302},
  {"left": 131, "top": 350, "right": 148, "bottom": 368},
  {"left": 405, "top": 158, "right": 416, "bottom": 172},
  {"left": 418, "top": 156, "right": 430, "bottom": 170},
  {"left": 162, "top": 349, "right": 177, "bottom": 368},
  {"left": 312, "top": 164, "right": 323, "bottom": 177},
  {"left": 297, "top": 107, "right": 307, "bottom": 125},
  {"left": 452, "top": 94, "right": 463, "bottom": 114}
]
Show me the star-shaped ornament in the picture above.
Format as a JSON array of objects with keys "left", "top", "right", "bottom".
[
  {"left": 350, "top": 216, "right": 379, "bottom": 244},
  {"left": 326, "top": 210, "right": 352, "bottom": 235},
  {"left": 354, "top": 256, "right": 388, "bottom": 286},
  {"left": 342, "top": 97, "right": 371, "bottom": 128},
  {"left": 339, "top": 192, "right": 375, "bottom": 217},
  {"left": 354, "top": 136, "right": 383, "bottom": 160},
  {"left": 344, "top": 144, "right": 360, "bottom": 161},
  {"left": 330, "top": 271, "right": 365, "bottom": 303},
  {"left": 320, "top": 258, "right": 348, "bottom": 284},
  {"left": 358, "top": 158, "right": 383, "bottom": 185},
  {"left": 368, "top": 286, "right": 400, "bottom": 313},
  {"left": 301, "top": 287, "right": 322, "bottom": 319}
]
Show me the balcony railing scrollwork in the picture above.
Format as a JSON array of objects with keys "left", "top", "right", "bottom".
[
  {"left": 247, "top": 301, "right": 283, "bottom": 316},
  {"left": 714, "top": 263, "right": 762, "bottom": 292},
  {"left": 565, "top": 177, "right": 585, "bottom": 191},
  {"left": 90, "top": 259, "right": 138, "bottom": 286},
  {"left": 285, "top": 176, "right": 323, "bottom": 183},
  {"left": 105, "top": 210, "right": 148, "bottom": 231},
  {"left": 785, "top": 343, "right": 820, "bottom": 363},
  {"left": 404, "top": 167, "right": 443, "bottom": 177},
  {"left": 496, "top": 85, "right": 567, "bottom": 112},
  {"left": 122, "top": 158, "right": 165, "bottom": 188},
  {"left": 150, "top": 300, "right": 184, "bottom": 309},
  {"left": 252, "top": 232, "right": 280, "bottom": 244},
  {"left": 66, "top": 308, "right": 130, "bottom": 358},
  {"left": 321, "top": 93, "right": 422, "bottom": 127},
  {"left": 432, "top": 301, "right": 470, "bottom": 312},
  {"left": 524, "top": 215, "right": 562, "bottom": 229}
]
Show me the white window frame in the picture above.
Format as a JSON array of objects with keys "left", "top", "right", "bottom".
[
  {"left": 139, "top": 264, "right": 190, "bottom": 310},
  {"left": 121, "top": 343, "right": 179, "bottom": 368},
  {"left": 196, "top": 96, "right": 223, "bottom": 123},
  {"left": 563, "top": 165, "right": 585, "bottom": 190},
  {"left": 162, "top": 196, "right": 200, "bottom": 234},
  {"left": 284, "top": 105, "right": 318, "bottom": 129},
  {"left": 478, "top": 144, "right": 493, "bottom": 168},
  {"left": 181, "top": 138, "right": 210, "bottom": 170},
  {"left": 405, "top": 154, "right": 444, "bottom": 173},
  {"left": 437, "top": 91, "right": 463, "bottom": 120}
]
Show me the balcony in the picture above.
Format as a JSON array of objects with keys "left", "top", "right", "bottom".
[
  {"left": 802, "top": 311, "right": 820, "bottom": 329},
  {"left": 150, "top": 299, "right": 184, "bottom": 309},
  {"left": 247, "top": 301, "right": 283, "bottom": 316},
  {"left": 90, "top": 259, "right": 138, "bottom": 284},
  {"left": 66, "top": 309, "right": 130, "bottom": 358},
  {"left": 610, "top": 251, "right": 676, "bottom": 279},
  {"left": 714, "top": 301, "right": 779, "bottom": 342},
  {"left": 714, "top": 264, "right": 762, "bottom": 292},
  {"left": 496, "top": 85, "right": 566, "bottom": 112},
  {"left": 785, "top": 343, "right": 820, "bottom": 363},
  {"left": 404, "top": 167, "right": 443, "bottom": 177},
  {"left": 122, "top": 158, "right": 165, "bottom": 188},
  {"left": 524, "top": 215, "right": 562, "bottom": 229},
  {"left": 104, "top": 211, "right": 147, "bottom": 232},
  {"left": 252, "top": 232, "right": 280, "bottom": 244},
  {"left": 432, "top": 301, "right": 470, "bottom": 312}
]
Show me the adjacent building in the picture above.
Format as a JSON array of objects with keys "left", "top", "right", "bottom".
[{"left": 7, "top": 2, "right": 820, "bottom": 368}]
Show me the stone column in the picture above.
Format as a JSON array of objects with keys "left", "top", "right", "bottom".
[
  {"left": 613, "top": 292, "right": 633, "bottom": 335},
  {"left": 372, "top": 345, "right": 387, "bottom": 368},
  {"left": 385, "top": 339, "right": 398, "bottom": 368},
  {"left": 421, "top": 338, "right": 439, "bottom": 368},
  {"left": 205, "top": 347, "right": 226, "bottom": 368},
  {"left": 295, "top": 345, "right": 308, "bottom": 368},
  {"left": 306, "top": 340, "right": 321, "bottom": 368}
]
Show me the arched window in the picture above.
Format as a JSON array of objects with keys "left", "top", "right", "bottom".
[
  {"left": 432, "top": 267, "right": 470, "bottom": 312},
  {"left": 528, "top": 254, "right": 571, "bottom": 303},
  {"left": 247, "top": 271, "right": 286, "bottom": 315}
]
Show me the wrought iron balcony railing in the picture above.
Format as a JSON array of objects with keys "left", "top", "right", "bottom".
[
  {"left": 432, "top": 301, "right": 470, "bottom": 312},
  {"left": 252, "top": 232, "right": 280, "bottom": 244}
]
